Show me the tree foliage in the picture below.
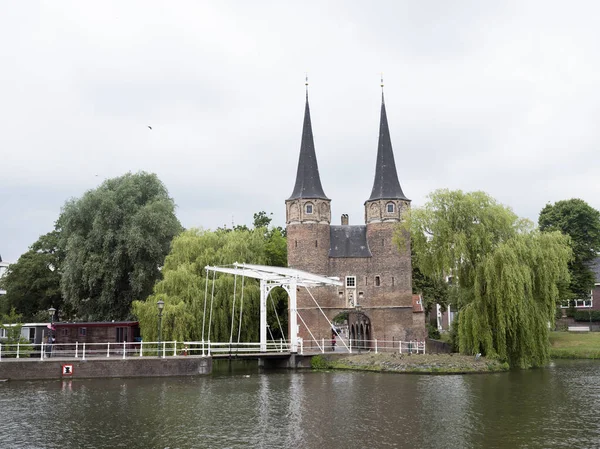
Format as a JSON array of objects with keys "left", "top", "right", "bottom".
[
  {"left": 539, "top": 199, "right": 600, "bottom": 299},
  {"left": 459, "top": 231, "right": 571, "bottom": 368},
  {"left": 0, "top": 308, "right": 33, "bottom": 357},
  {"left": 402, "top": 189, "right": 572, "bottom": 368},
  {"left": 58, "top": 172, "right": 182, "bottom": 321},
  {"left": 132, "top": 218, "right": 288, "bottom": 343},
  {"left": 0, "top": 231, "right": 66, "bottom": 321}
]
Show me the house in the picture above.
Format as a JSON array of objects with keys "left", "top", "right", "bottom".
[
  {"left": 54, "top": 321, "right": 140, "bottom": 345},
  {"left": 285, "top": 87, "right": 425, "bottom": 347},
  {"left": 0, "top": 323, "right": 49, "bottom": 345},
  {"left": 559, "top": 257, "right": 600, "bottom": 312},
  {"left": 0, "top": 255, "right": 9, "bottom": 296}
]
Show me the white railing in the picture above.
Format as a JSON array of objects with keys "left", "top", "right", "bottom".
[
  {"left": 0, "top": 341, "right": 179, "bottom": 361},
  {"left": 298, "top": 338, "right": 426, "bottom": 355},
  {"left": 183, "top": 340, "right": 290, "bottom": 356},
  {"left": 0, "top": 340, "right": 292, "bottom": 360},
  {"left": 0, "top": 338, "right": 424, "bottom": 360}
]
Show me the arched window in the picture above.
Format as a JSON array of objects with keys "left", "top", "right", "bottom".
[
  {"left": 305, "top": 203, "right": 314, "bottom": 214},
  {"left": 386, "top": 202, "right": 395, "bottom": 213}
]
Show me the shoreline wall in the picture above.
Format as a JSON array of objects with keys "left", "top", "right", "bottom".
[{"left": 0, "top": 356, "right": 212, "bottom": 381}]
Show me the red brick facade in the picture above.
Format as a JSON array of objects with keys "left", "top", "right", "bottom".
[{"left": 286, "top": 211, "right": 426, "bottom": 345}]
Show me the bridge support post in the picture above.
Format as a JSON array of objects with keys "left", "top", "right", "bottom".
[
  {"left": 260, "top": 280, "right": 267, "bottom": 352},
  {"left": 289, "top": 280, "right": 298, "bottom": 353}
]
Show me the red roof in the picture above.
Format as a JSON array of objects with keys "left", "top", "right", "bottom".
[
  {"left": 54, "top": 321, "right": 139, "bottom": 328},
  {"left": 412, "top": 294, "right": 424, "bottom": 313}
]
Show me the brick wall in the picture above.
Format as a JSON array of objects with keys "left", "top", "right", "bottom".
[{"left": 289, "top": 218, "right": 425, "bottom": 344}]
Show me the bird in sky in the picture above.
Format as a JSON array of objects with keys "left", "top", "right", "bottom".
[{"left": 148, "top": 125, "right": 152, "bottom": 130}]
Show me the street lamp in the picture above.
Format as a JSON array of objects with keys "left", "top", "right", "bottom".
[
  {"left": 48, "top": 307, "right": 56, "bottom": 357},
  {"left": 157, "top": 300, "right": 165, "bottom": 357}
]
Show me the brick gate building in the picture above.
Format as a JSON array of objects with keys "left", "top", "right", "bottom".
[{"left": 285, "top": 88, "right": 425, "bottom": 347}]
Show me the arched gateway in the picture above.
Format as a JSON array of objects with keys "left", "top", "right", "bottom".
[{"left": 285, "top": 84, "right": 426, "bottom": 344}]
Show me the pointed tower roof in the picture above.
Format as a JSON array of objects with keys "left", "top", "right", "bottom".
[
  {"left": 367, "top": 92, "right": 409, "bottom": 202},
  {"left": 288, "top": 88, "right": 329, "bottom": 201}
]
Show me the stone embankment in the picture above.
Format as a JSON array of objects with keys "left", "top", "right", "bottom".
[{"left": 313, "top": 352, "right": 509, "bottom": 374}]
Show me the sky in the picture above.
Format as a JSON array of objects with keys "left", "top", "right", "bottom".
[{"left": 1, "top": 1, "right": 600, "bottom": 263}]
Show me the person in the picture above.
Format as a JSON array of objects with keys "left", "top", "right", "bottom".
[{"left": 331, "top": 332, "right": 336, "bottom": 352}]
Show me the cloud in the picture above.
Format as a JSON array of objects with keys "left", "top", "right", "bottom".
[{"left": 1, "top": 0, "right": 600, "bottom": 261}]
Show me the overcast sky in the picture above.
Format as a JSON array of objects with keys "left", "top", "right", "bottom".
[{"left": 1, "top": 1, "right": 599, "bottom": 263}]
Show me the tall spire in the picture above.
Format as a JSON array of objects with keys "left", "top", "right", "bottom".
[
  {"left": 367, "top": 85, "right": 408, "bottom": 202},
  {"left": 288, "top": 79, "right": 328, "bottom": 200}
]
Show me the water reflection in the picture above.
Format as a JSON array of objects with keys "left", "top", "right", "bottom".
[{"left": 1, "top": 360, "right": 599, "bottom": 448}]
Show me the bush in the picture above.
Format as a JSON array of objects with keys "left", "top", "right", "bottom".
[
  {"left": 427, "top": 324, "right": 441, "bottom": 340},
  {"left": 573, "top": 310, "right": 600, "bottom": 322},
  {"left": 311, "top": 355, "right": 330, "bottom": 369}
]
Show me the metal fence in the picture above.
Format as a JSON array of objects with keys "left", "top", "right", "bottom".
[
  {"left": 0, "top": 338, "right": 426, "bottom": 360},
  {"left": 299, "top": 338, "right": 426, "bottom": 355},
  {"left": 0, "top": 341, "right": 179, "bottom": 360}
]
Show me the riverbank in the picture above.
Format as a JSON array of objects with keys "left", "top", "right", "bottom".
[
  {"left": 549, "top": 331, "right": 600, "bottom": 359},
  {"left": 312, "top": 352, "right": 509, "bottom": 374}
]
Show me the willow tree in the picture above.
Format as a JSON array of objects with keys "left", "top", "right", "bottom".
[
  {"left": 132, "top": 225, "right": 286, "bottom": 343},
  {"left": 460, "top": 231, "right": 571, "bottom": 368},
  {"left": 401, "top": 189, "right": 572, "bottom": 368}
]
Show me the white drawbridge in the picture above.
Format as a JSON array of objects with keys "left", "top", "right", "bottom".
[{"left": 204, "top": 263, "right": 343, "bottom": 353}]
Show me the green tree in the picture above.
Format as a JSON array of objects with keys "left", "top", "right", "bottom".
[
  {"left": 133, "top": 219, "right": 288, "bottom": 343},
  {"left": 539, "top": 199, "right": 600, "bottom": 299},
  {"left": 402, "top": 189, "right": 572, "bottom": 368},
  {"left": 58, "top": 172, "right": 182, "bottom": 321},
  {"left": 0, "top": 308, "right": 33, "bottom": 357},
  {"left": 459, "top": 231, "right": 571, "bottom": 368},
  {"left": 0, "top": 231, "right": 66, "bottom": 321}
]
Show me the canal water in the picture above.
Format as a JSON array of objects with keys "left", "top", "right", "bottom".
[{"left": 1, "top": 359, "right": 599, "bottom": 448}]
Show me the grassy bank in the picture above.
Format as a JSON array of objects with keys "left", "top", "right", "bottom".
[
  {"left": 549, "top": 332, "right": 600, "bottom": 359},
  {"left": 311, "top": 353, "right": 509, "bottom": 374}
]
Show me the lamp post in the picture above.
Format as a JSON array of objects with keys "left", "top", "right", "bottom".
[
  {"left": 157, "top": 300, "right": 165, "bottom": 357},
  {"left": 48, "top": 307, "right": 56, "bottom": 357}
]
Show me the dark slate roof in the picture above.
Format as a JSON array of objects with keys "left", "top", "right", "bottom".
[
  {"left": 288, "top": 93, "right": 329, "bottom": 200},
  {"left": 367, "top": 94, "right": 409, "bottom": 202},
  {"left": 589, "top": 257, "right": 600, "bottom": 283},
  {"left": 329, "top": 225, "right": 372, "bottom": 258}
]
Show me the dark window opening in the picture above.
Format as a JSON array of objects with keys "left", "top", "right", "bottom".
[
  {"left": 116, "top": 327, "right": 128, "bottom": 343},
  {"left": 78, "top": 327, "right": 87, "bottom": 337},
  {"left": 315, "top": 240, "right": 318, "bottom": 248},
  {"left": 375, "top": 276, "right": 381, "bottom": 287}
]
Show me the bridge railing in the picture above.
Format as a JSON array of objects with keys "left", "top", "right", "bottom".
[
  {"left": 183, "top": 340, "right": 291, "bottom": 356},
  {"left": 0, "top": 341, "right": 180, "bottom": 360},
  {"left": 298, "top": 338, "right": 426, "bottom": 355},
  {"left": 0, "top": 338, "right": 425, "bottom": 360}
]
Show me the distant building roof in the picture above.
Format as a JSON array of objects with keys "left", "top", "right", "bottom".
[
  {"left": 589, "top": 257, "right": 600, "bottom": 283},
  {"left": 54, "top": 321, "right": 139, "bottom": 328},
  {"left": 329, "top": 226, "right": 372, "bottom": 258},
  {"left": 412, "top": 294, "right": 424, "bottom": 313}
]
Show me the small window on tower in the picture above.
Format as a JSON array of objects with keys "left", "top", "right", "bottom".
[
  {"left": 305, "top": 204, "right": 313, "bottom": 214},
  {"left": 387, "top": 202, "right": 395, "bottom": 213},
  {"left": 346, "top": 276, "right": 356, "bottom": 288},
  {"left": 375, "top": 276, "right": 381, "bottom": 287}
]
